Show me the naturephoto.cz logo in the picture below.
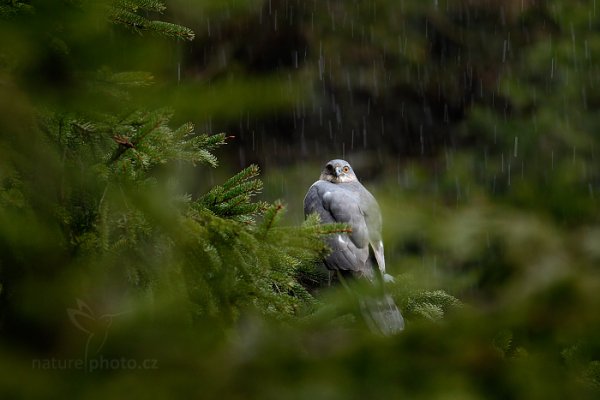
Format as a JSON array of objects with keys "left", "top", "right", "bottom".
[{"left": 31, "top": 299, "right": 158, "bottom": 372}]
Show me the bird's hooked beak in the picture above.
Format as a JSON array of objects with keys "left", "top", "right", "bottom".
[{"left": 334, "top": 166, "right": 343, "bottom": 177}]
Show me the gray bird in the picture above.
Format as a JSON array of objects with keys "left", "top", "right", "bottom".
[{"left": 304, "top": 159, "right": 404, "bottom": 334}]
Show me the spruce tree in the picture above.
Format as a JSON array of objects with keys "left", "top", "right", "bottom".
[{"left": 0, "top": 0, "right": 355, "bottom": 339}]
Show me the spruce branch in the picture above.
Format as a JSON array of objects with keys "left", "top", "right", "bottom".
[
  {"left": 177, "top": 132, "right": 228, "bottom": 167},
  {"left": 71, "top": 121, "right": 97, "bottom": 135},
  {"left": 221, "top": 164, "right": 261, "bottom": 191},
  {"left": 109, "top": 8, "right": 148, "bottom": 31},
  {"left": 258, "top": 201, "right": 284, "bottom": 237},
  {"left": 392, "top": 279, "right": 462, "bottom": 323},
  {"left": 197, "top": 165, "right": 266, "bottom": 222},
  {"left": 173, "top": 122, "right": 195, "bottom": 139},
  {"left": 303, "top": 213, "right": 352, "bottom": 235},
  {"left": 112, "top": 134, "right": 135, "bottom": 149},
  {"left": 108, "top": 111, "right": 167, "bottom": 163},
  {"left": 220, "top": 179, "right": 263, "bottom": 204},
  {"left": 147, "top": 21, "right": 195, "bottom": 41},
  {"left": 0, "top": 1, "right": 33, "bottom": 18},
  {"left": 114, "top": 0, "right": 166, "bottom": 13},
  {"left": 109, "top": 5, "right": 195, "bottom": 41}
]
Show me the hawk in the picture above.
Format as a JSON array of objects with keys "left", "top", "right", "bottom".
[{"left": 304, "top": 159, "right": 405, "bottom": 334}]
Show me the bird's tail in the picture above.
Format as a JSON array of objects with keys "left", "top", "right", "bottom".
[
  {"left": 359, "top": 294, "right": 405, "bottom": 335},
  {"left": 335, "top": 270, "right": 405, "bottom": 335}
]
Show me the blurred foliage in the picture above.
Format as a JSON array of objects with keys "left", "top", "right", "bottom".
[{"left": 1, "top": 0, "right": 600, "bottom": 399}]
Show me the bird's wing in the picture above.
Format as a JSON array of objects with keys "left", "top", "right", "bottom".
[
  {"left": 304, "top": 182, "right": 335, "bottom": 223},
  {"left": 356, "top": 185, "right": 386, "bottom": 274},
  {"left": 370, "top": 239, "right": 386, "bottom": 274},
  {"left": 304, "top": 181, "right": 369, "bottom": 272}
]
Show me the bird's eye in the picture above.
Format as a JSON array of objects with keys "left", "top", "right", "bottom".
[{"left": 342, "top": 166, "right": 350, "bottom": 173}]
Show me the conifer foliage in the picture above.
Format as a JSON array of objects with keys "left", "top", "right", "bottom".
[
  {"left": 0, "top": 0, "right": 343, "bottom": 338},
  {"left": 0, "top": 0, "right": 461, "bottom": 340},
  {"left": 109, "top": 0, "right": 195, "bottom": 40}
]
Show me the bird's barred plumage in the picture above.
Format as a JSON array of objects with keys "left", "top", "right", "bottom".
[{"left": 304, "top": 159, "right": 404, "bottom": 334}]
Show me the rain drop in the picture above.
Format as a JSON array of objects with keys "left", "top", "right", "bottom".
[{"left": 319, "top": 107, "right": 323, "bottom": 126}]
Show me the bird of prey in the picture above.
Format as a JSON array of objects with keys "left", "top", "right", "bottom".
[{"left": 304, "top": 159, "right": 404, "bottom": 334}]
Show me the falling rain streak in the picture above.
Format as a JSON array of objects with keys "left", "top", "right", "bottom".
[{"left": 159, "top": 0, "right": 598, "bottom": 241}]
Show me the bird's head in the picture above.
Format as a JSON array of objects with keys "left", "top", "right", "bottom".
[{"left": 319, "top": 159, "right": 358, "bottom": 183}]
